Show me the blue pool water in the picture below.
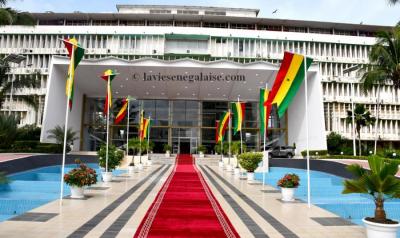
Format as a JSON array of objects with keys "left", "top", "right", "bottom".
[
  {"left": 255, "top": 167, "right": 400, "bottom": 237},
  {"left": 0, "top": 163, "right": 126, "bottom": 222}
]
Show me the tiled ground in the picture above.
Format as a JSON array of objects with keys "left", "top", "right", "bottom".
[{"left": 0, "top": 156, "right": 366, "bottom": 238}]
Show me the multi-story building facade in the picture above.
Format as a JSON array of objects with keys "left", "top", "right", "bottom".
[{"left": 0, "top": 5, "right": 397, "bottom": 151}]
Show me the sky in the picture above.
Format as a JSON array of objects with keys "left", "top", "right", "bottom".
[{"left": 6, "top": 0, "right": 400, "bottom": 26}]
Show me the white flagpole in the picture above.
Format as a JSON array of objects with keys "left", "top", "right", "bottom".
[
  {"left": 139, "top": 102, "right": 142, "bottom": 165},
  {"left": 147, "top": 116, "right": 151, "bottom": 160},
  {"left": 59, "top": 47, "right": 75, "bottom": 205},
  {"left": 228, "top": 109, "right": 232, "bottom": 168},
  {"left": 238, "top": 97, "right": 243, "bottom": 155},
  {"left": 304, "top": 55, "right": 311, "bottom": 208},
  {"left": 105, "top": 78, "right": 110, "bottom": 173},
  {"left": 126, "top": 98, "right": 130, "bottom": 156},
  {"left": 262, "top": 83, "right": 268, "bottom": 190}
]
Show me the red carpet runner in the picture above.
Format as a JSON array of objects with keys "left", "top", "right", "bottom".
[{"left": 134, "top": 154, "right": 239, "bottom": 238}]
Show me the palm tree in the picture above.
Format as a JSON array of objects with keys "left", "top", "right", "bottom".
[
  {"left": 47, "top": 125, "right": 79, "bottom": 150},
  {"left": 343, "top": 156, "right": 400, "bottom": 223},
  {"left": 0, "top": 56, "right": 42, "bottom": 117},
  {"left": 346, "top": 104, "right": 376, "bottom": 156},
  {"left": 361, "top": 25, "right": 400, "bottom": 90},
  {"left": 0, "top": 114, "right": 17, "bottom": 149},
  {"left": 0, "top": 0, "right": 35, "bottom": 26}
]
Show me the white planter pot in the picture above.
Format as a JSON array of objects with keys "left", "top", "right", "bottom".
[
  {"left": 281, "top": 187, "right": 296, "bottom": 202},
  {"left": 247, "top": 172, "right": 255, "bottom": 182},
  {"left": 137, "top": 163, "right": 144, "bottom": 171},
  {"left": 165, "top": 151, "right": 170, "bottom": 158},
  {"left": 233, "top": 168, "right": 240, "bottom": 177},
  {"left": 70, "top": 186, "right": 85, "bottom": 199},
  {"left": 363, "top": 218, "right": 400, "bottom": 238},
  {"left": 147, "top": 160, "right": 152, "bottom": 166},
  {"left": 226, "top": 164, "right": 233, "bottom": 172},
  {"left": 218, "top": 161, "right": 224, "bottom": 168},
  {"left": 102, "top": 171, "right": 113, "bottom": 182},
  {"left": 128, "top": 166, "right": 135, "bottom": 174},
  {"left": 199, "top": 152, "right": 204, "bottom": 158}
]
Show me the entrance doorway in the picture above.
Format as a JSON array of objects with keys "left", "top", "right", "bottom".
[{"left": 180, "top": 141, "right": 191, "bottom": 154}]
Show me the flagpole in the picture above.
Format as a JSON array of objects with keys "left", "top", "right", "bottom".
[
  {"left": 304, "top": 55, "right": 311, "bottom": 208},
  {"left": 228, "top": 109, "right": 232, "bottom": 168},
  {"left": 238, "top": 97, "right": 243, "bottom": 155},
  {"left": 262, "top": 83, "right": 268, "bottom": 190},
  {"left": 147, "top": 116, "right": 151, "bottom": 161},
  {"left": 59, "top": 47, "right": 75, "bottom": 205},
  {"left": 126, "top": 98, "right": 130, "bottom": 157},
  {"left": 105, "top": 78, "right": 110, "bottom": 173},
  {"left": 139, "top": 101, "right": 142, "bottom": 165}
]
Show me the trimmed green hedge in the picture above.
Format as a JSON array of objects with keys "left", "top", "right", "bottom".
[
  {"left": 318, "top": 155, "right": 369, "bottom": 160},
  {"left": 300, "top": 150, "right": 328, "bottom": 157},
  {"left": 11, "top": 140, "right": 62, "bottom": 153}
]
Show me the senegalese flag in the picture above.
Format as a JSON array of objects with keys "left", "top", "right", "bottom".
[
  {"left": 259, "top": 88, "right": 269, "bottom": 135},
  {"left": 143, "top": 118, "right": 151, "bottom": 139},
  {"left": 114, "top": 98, "right": 128, "bottom": 125},
  {"left": 139, "top": 110, "right": 145, "bottom": 139},
  {"left": 140, "top": 118, "right": 149, "bottom": 140},
  {"left": 231, "top": 102, "right": 245, "bottom": 135},
  {"left": 216, "top": 111, "right": 230, "bottom": 142},
  {"left": 101, "top": 69, "right": 117, "bottom": 115},
  {"left": 265, "top": 51, "right": 313, "bottom": 118},
  {"left": 63, "top": 38, "right": 85, "bottom": 110},
  {"left": 215, "top": 120, "right": 220, "bottom": 143}
]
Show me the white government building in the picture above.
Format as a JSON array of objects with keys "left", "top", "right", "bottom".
[{"left": 0, "top": 5, "right": 397, "bottom": 153}]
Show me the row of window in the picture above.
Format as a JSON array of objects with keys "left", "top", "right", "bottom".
[{"left": 37, "top": 19, "right": 377, "bottom": 37}]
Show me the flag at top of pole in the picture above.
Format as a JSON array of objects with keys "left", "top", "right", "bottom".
[
  {"left": 63, "top": 38, "right": 85, "bottom": 110},
  {"left": 259, "top": 88, "right": 269, "bottom": 136},
  {"left": 101, "top": 69, "right": 118, "bottom": 115},
  {"left": 216, "top": 111, "right": 230, "bottom": 142},
  {"left": 114, "top": 97, "right": 129, "bottom": 125},
  {"left": 231, "top": 102, "right": 245, "bottom": 135},
  {"left": 142, "top": 117, "right": 152, "bottom": 139},
  {"left": 264, "top": 51, "right": 313, "bottom": 118}
]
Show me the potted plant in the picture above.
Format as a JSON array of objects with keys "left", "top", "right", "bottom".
[
  {"left": 277, "top": 173, "right": 300, "bottom": 202},
  {"left": 128, "top": 161, "right": 135, "bottom": 174},
  {"left": 238, "top": 152, "right": 263, "bottom": 182},
  {"left": 64, "top": 159, "right": 97, "bottom": 198},
  {"left": 163, "top": 144, "right": 172, "bottom": 158},
  {"left": 343, "top": 156, "right": 400, "bottom": 238},
  {"left": 97, "top": 144, "right": 124, "bottom": 182},
  {"left": 232, "top": 141, "right": 246, "bottom": 176},
  {"left": 198, "top": 145, "right": 207, "bottom": 158}
]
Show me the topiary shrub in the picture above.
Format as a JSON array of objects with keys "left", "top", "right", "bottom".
[
  {"left": 197, "top": 145, "right": 207, "bottom": 153},
  {"left": 97, "top": 144, "right": 124, "bottom": 171},
  {"left": 238, "top": 152, "right": 263, "bottom": 172}
]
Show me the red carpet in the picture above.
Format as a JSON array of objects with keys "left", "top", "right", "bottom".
[{"left": 134, "top": 154, "right": 239, "bottom": 238}]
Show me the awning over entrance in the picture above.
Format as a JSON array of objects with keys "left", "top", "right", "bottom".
[
  {"left": 50, "top": 56, "right": 279, "bottom": 102},
  {"left": 41, "top": 57, "right": 327, "bottom": 154}
]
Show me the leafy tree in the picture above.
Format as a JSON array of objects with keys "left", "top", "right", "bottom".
[
  {"left": 346, "top": 105, "right": 376, "bottom": 156},
  {"left": 0, "top": 0, "right": 35, "bottom": 26},
  {"left": 128, "top": 138, "right": 148, "bottom": 155},
  {"left": 47, "top": 125, "right": 78, "bottom": 151},
  {"left": 343, "top": 156, "right": 400, "bottom": 223},
  {"left": 0, "top": 114, "right": 17, "bottom": 148},
  {"left": 327, "top": 132, "right": 346, "bottom": 155}
]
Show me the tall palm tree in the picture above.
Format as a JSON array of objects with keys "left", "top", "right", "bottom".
[
  {"left": 362, "top": 25, "right": 400, "bottom": 90},
  {"left": 0, "top": 56, "right": 42, "bottom": 115},
  {"left": 346, "top": 104, "right": 376, "bottom": 156},
  {"left": 388, "top": 0, "right": 399, "bottom": 5}
]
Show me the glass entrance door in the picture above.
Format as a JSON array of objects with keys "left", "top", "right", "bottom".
[{"left": 172, "top": 128, "right": 198, "bottom": 154}]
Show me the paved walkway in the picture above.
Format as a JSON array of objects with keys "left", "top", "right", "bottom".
[
  {"left": 328, "top": 159, "right": 400, "bottom": 177},
  {"left": 0, "top": 156, "right": 365, "bottom": 238},
  {"left": 0, "top": 153, "right": 36, "bottom": 163}
]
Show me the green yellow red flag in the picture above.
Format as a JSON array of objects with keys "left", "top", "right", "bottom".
[
  {"left": 63, "top": 38, "right": 85, "bottom": 110},
  {"left": 114, "top": 98, "right": 128, "bottom": 125},
  {"left": 101, "top": 69, "right": 117, "bottom": 115},
  {"left": 216, "top": 112, "right": 230, "bottom": 142},
  {"left": 264, "top": 51, "right": 313, "bottom": 118},
  {"left": 259, "top": 88, "right": 269, "bottom": 135},
  {"left": 231, "top": 102, "right": 245, "bottom": 135}
]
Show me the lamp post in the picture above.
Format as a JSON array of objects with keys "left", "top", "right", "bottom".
[{"left": 2, "top": 54, "right": 27, "bottom": 114}]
